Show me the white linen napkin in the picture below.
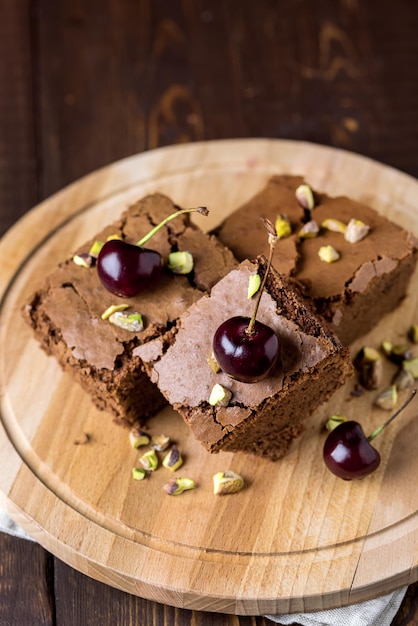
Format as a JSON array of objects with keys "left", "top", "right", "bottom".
[
  {"left": 0, "top": 508, "right": 35, "bottom": 541},
  {"left": 0, "top": 508, "right": 407, "bottom": 623},
  {"left": 265, "top": 587, "right": 407, "bottom": 625}
]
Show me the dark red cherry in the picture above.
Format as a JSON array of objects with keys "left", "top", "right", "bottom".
[
  {"left": 97, "top": 239, "right": 163, "bottom": 297},
  {"left": 323, "top": 421, "right": 380, "bottom": 480},
  {"left": 96, "top": 206, "right": 208, "bottom": 297},
  {"left": 213, "top": 315, "right": 280, "bottom": 383},
  {"left": 323, "top": 389, "right": 417, "bottom": 480}
]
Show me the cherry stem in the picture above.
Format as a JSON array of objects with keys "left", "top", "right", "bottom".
[
  {"left": 136, "top": 206, "right": 209, "bottom": 247},
  {"left": 368, "top": 388, "right": 417, "bottom": 441},
  {"left": 246, "top": 220, "right": 277, "bottom": 336}
]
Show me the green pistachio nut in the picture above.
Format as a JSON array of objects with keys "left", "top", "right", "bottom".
[
  {"left": 163, "top": 477, "right": 196, "bottom": 495},
  {"left": 321, "top": 218, "right": 347, "bottom": 234},
  {"left": 299, "top": 220, "right": 319, "bottom": 239},
  {"left": 151, "top": 434, "right": 171, "bottom": 452},
  {"left": 129, "top": 427, "right": 151, "bottom": 449},
  {"left": 139, "top": 449, "right": 159, "bottom": 471},
  {"left": 132, "top": 467, "right": 146, "bottom": 481},
  {"left": 374, "top": 385, "right": 398, "bottom": 410},
  {"left": 167, "top": 251, "right": 194, "bottom": 275},
  {"left": 162, "top": 445, "right": 183, "bottom": 472},
  {"left": 101, "top": 303, "right": 129, "bottom": 320},
  {"left": 213, "top": 471, "right": 244, "bottom": 495},
  {"left": 403, "top": 357, "right": 418, "bottom": 379},
  {"left": 275, "top": 214, "right": 292, "bottom": 239},
  {"left": 295, "top": 183, "right": 315, "bottom": 210},
  {"left": 109, "top": 312, "right": 144, "bottom": 332},
  {"left": 209, "top": 383, "right": 232, "bottom": 406},
  {"left": 247, "top": 273, "right": 261, "bottom": 298},
  {"left": 318, "top": 245, "right": 340, "bottom": 263},
  {"left": 344, "top": 219, "right": 370, "bottom": 243},
  {"left": 326, "top": 415, "right": 347, "bottom": 432}
]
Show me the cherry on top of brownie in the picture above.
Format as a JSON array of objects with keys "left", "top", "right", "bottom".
[
  {"left": 25, "top": 193, "right": 237, "bottom": 372},
  {"left": 135, "top": 258, "right": 352, "bottom": 460}
]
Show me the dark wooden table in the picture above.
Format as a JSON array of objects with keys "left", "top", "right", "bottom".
[{"left": 1, "top": 1, "right": 418, "bottom": 624}]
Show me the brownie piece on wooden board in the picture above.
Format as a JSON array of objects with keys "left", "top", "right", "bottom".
[
  {"left": 135, "top": 258, "right": 353, "bottom": 461},
  {"left": 23, "top": 193, "right": 237, "bottom": 426},
  {"left": 214, "top": 175, "right": 418, "bottom": 345}
]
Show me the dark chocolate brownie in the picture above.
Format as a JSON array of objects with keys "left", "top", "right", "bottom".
[
  {"left": 214, "top": 175, "right": 418, "bottom": 345},
  {"left": 135, "top": 258, "right": 353, "bottom": 461},
  {"left": 23, "top": 193, "right": 237, "bottom": 426}
]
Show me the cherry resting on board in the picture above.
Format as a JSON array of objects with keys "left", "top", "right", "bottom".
[
  {"left": 213, "top": 219, "right": 280, "bottom": 383},
  {"left": 323, "top": 389, "right": 417, "bottom": 480},
  {"left": 97, "top": 206, "right": 208, "bottom": 297}
]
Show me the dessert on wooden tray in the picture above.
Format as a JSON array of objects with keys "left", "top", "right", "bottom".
[
  {"left": 214, "top": 175, "right": 418, "bottom": 345},
  {"left": 22, "top": 177, "right": 417, "bottom": 461},
  {"left": 23, "top": 193, "right": 236, "bottom": 427}
]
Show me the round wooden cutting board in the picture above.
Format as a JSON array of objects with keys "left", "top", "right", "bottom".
[{"left": 1, "top": 139, "right": 418, "bottom": 616}]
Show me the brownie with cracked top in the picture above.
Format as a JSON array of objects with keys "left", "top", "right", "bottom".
[
  {"left": 23, "top": 193, "right": 237, "bottom": 426},
  {"left": 214, "top": 175, "right": 418, "bottom": 345},
  {"left": 135, "top": 258, "right": 353, "bottom": 461}
]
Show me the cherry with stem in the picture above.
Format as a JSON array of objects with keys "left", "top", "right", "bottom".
[
  {"left": 212, "top": 219, "right": 280, "bottom": 383},
  {"left": 323, "top": 388, "right": 417, "bottom": 480},
  {"left": 97, "top": 206, "right": 208, "bottom": 297}
]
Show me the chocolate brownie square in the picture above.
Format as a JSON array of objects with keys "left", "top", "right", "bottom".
[
  {"left": 214, "top": 175, "right": 418, "bottom": 345},
  {"left": 135, "top": 258, "right": 353, "bottom": 461},
  {"left": 23, "top": 193, "right": 237, "bottom": 426}
]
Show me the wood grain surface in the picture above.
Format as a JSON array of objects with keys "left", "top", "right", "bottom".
[
  {"left": 2, "top": 1, "right": 418, "bottom": 625},
  {"left": 1, "top": 139, "right": 418, "bottom": 616}
]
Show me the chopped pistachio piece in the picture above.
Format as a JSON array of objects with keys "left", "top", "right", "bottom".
[
  {"left": 132, "top": 467, "right": 146, "bottom": 481},
  {"left": 163, "top": 477, "right": 196, "bottom": 496},
  {"left": 167, "top": 250, "right": 194, "bottom": 274},
  {"left": 89, "top": 239, "right": 104, "bottom": 257},
  {"left": 139, "top": 449, "right": 159, "bottom": 471},
  {"left": 73, "top": 253, "right": 93, "bottom": 268},
  {"left": 408, "top": 325, "right": 418, "bottom": 344},
  {"left": 392, "top": 368, "right": 415, "bottom": 390},
  {"left": 208, "top": 351, "right": 221, "bottom": 374},
  {"left": 344, "top": 218, "right": 370, "bottom": 243},
  {"left": 326, "top": 415, "right": 347, "bottom": 432},
  {"left": 275, "top": 214, "right": 292, "bottom": 239},
  {"left": 162, "top": 445, "right": 183, "bottom": 471},
  {"left": 354, "top": 347, "right": 383, "bottom": 388},
  {"left": 321, "top": 218, "right": 347, "bottom": 234},
  {"left": 318, "top": 245, "right": 340, "bottom": 263},
  {"left": 295, "top": 183, "right": 315, "bottom": 210},
  {"left": 388, "top": 344, "right": 413, "bottom": 365},
  {"left": 247, "top": 273, "right": 261, "bottom": 298},
  {"left": 299, "top": 220, "right": 319, "bottom": 239},
  {"left": 129, "top": 427, "right": 150, "bottom": 449},
  {"left": 354, "top": 346, "right": 381, "bottom": 369},
  {"left": 213, "top": 471, "right": 244, "bottom": 495},
  {"left": 209, "top": 383, "right": 232, "bottom": 406},
  {"left": 151, "top": 434, "right": 171, "bottom": 452},
  {"left": 403, "top": 357, "right": 418, "bottom": 379},
  {"left": 101, "top": 303, "right": 130, "bottom": 320},
  {"left": 374, "top": 385, "right": 398, "bottom": 410},
  {"left": 109, "top": 312, "right": 144, "bottom": 332},
  {"left": 381, "top": 340, "right": 393, "bottom": 357}
]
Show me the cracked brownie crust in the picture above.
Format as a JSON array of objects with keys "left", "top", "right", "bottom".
[
  {"left": 136, "top": 258, "right": 353, "bottom": 461},
  {"left": 214, "top": 175, "right": 418, "bottom": 345},
  {"left": 23, "top": 193, "right": 237, "bottom": 426}
]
